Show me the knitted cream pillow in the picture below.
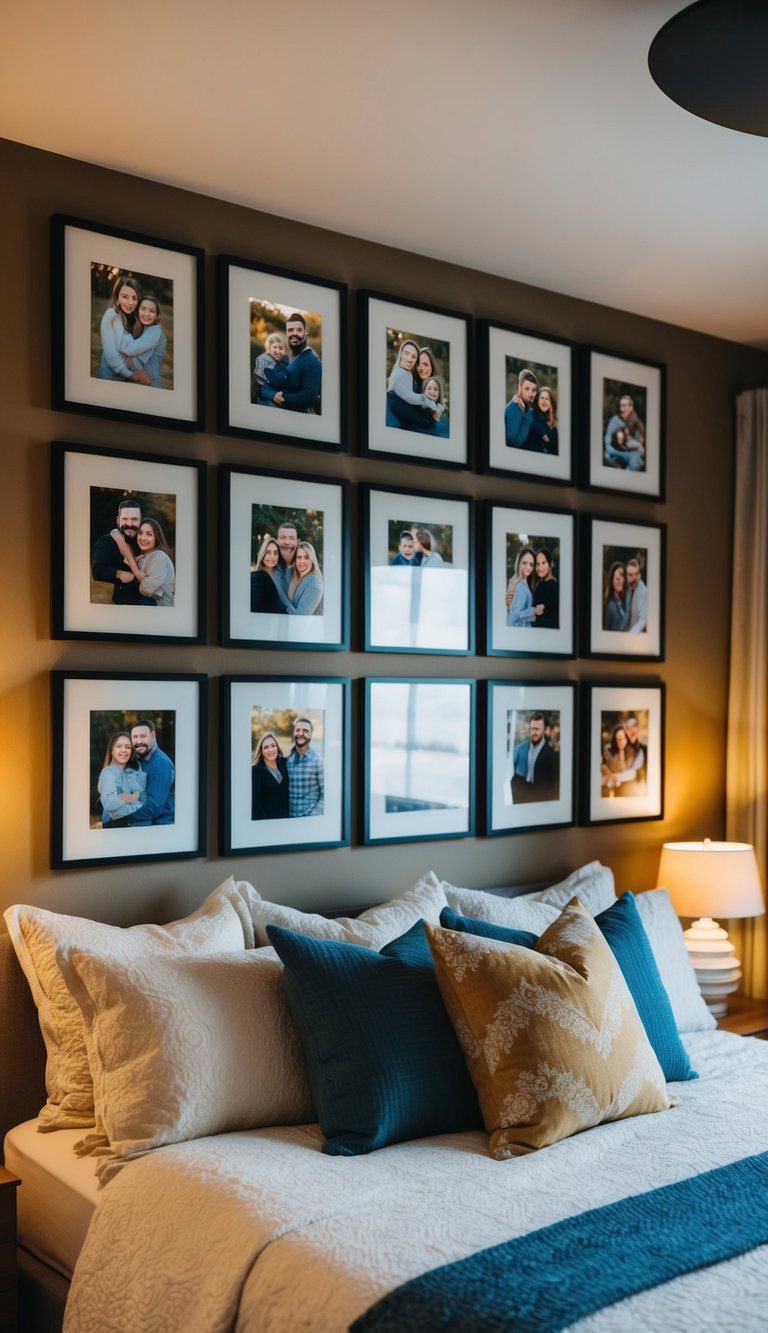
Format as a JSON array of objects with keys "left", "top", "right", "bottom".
[{"left": 425, "top": 899, "right": 674, "bottom": 1160}]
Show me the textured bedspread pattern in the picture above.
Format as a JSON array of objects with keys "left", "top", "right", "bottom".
[{"left": 353, "top": 1150, "right": 768, "bottom": 1332}]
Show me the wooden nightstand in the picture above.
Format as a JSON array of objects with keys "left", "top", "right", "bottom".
[
  {"left": 0, "top": 1167, "right": 20, "bottom": 1332},
  {"left": 718, "top": 997, "right": 768, "bottom": 1039}
]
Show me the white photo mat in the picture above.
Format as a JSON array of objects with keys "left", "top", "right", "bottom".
[
  {"left": 489, "top": 504, "right": 574, "bottom": 656},
  {"left": 488, "top": 683, "right": 575, "bottom": 833},
  {"left": 487, "top": 325, "right": 572, "bottom": 481},
  {"left": 586, "top": 685, "right": 663, "bottom": 823}
]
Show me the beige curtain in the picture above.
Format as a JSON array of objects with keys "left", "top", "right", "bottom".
[{"left": 726, "top": 389, "right": 768, "bottom": 998}]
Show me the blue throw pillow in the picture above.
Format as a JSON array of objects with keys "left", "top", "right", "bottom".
[
  {"left": 267, "top": 922, "right": 482, "bottom": 1156},
  {"left": 440, "top": 894, "right": 696, "bottom": 1082}
]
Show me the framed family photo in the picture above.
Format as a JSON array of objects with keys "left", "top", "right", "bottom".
[
  {"left": 583, "top": 516, "right": 665, "bottom": 660},
  {"left": 51, "top": 215, "right": 204, "bottom": 431},
  {"left": 486, "top": 503, "right": 575, "bottom": 657},
  {"left": 51, "top": 671, "right": 207, "bottom": 869},
  {"left": 581, "top": 683, "right": 665, "bottom": 826},
  {"left": 51, "top": 442, "right": 206, "bottom": 643},
  {"left": 218, "top": 256, "right": 347, "bottom": 451},
  {"left": 582, "top": 347, "right": 666, "bottom": 499},
  {"left": 358, "top": 290, "right": 470, "bottom": 468},
  {"left": 220, "top": 466, "right": 349, "bottom": 650},
  {"left": 363, "top": 484, "right": 473, "bottom": 654},
  {"left": 363, "top": 678, "right": 476, "bottom": 845},
  {"left": 479, "top": 320, "right": 574, "bottom": 484},
  {"left": 221, "top": 676, "right": 350, "bottom": 855},
  {"left": 486, "top": 681, "right": 576, "bottom": 835}
]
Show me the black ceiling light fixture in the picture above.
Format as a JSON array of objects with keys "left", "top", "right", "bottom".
[{"left": 648, "top": 0, "right": 768, "bottom": 136}]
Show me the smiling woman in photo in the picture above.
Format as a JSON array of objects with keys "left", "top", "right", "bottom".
[
  {"left": 111, "top": 517, "right": 176, "bottom": 607},
  {"left": 97, "top": 731, "right": 146, "bottom": 827},
  {"left": 274, "top": 540, "right": 324, "bottom": 616},
  {"left": 95, "top": 275, "right": 166, "bottom": 384},
  {"left": 251, "top": 731, "right": 290, "bottom": 820}
]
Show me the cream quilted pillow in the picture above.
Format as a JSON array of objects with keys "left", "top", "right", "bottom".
[
  {"left": 245, "top": 871, "right": 448, "bottom": 948},
  {"left": 443, "top": 861, "right": 616, "bottom": 923},
  {"left": 3, "top": 877, "right": 255, "bottom": 1130},
  {"left": 426, "top": 899, "right": 674, "bottom": 1159},
  {"left": 56, "top": 945, "right": 313, "bottom": 1186}
]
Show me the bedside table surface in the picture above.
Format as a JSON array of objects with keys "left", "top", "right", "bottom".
[{"left": 718, "top": 997, "right": 768, "bottom": 1038}]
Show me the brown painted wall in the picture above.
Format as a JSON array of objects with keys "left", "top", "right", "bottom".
[{"left": 2, "top": 136, "right": 767, "bottom": 925}]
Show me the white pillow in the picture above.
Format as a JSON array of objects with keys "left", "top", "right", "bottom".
[
  {"left": 3, "top": 877, "right": 255, "bottom": 1130},
  {"left": 245, "top": 871, "right": 448, "bottom": 948},
  {"left": 443, "top": 861, "right": 616, "bottom": 926},
  {"left": 634, "top": 889, "right": 716, "bottom": 1033},
  {"left": 56, "top": 945, "right": 313, "bottom": 1186}
]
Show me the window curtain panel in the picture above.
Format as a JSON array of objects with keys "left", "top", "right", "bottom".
[{"left": 725, "top": 389, "right": 768, "bottom": 999}]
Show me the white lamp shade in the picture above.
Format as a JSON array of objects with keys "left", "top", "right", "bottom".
[{"left": 657, "top": 840, "right": 765, "bottom": 920}]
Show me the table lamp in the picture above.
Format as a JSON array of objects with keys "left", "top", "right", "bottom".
[{"left": 657, "top": 839, "right": 765, "bottom": 1018}]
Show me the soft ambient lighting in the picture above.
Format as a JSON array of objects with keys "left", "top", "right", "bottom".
[{"left": 657, "top": 840, "right": 765, "bottom": 1017}]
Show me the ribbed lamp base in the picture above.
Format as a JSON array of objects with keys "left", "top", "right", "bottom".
[{"left": 683, "top": 917, "right": 741, "bottom": 1019}]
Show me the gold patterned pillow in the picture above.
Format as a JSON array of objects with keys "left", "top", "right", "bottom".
[{"left": 425, "top": 898, "right": 675, "bottom": 1159}]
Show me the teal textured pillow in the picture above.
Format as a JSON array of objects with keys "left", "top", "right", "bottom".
[
  {"left": 440, "top": 894, "right": 696, "bottom": 1082},
  {"left": 267, "top": 922, "right": 482, "bottom": 1156}
]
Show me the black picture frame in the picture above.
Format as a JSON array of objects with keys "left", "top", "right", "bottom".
[
  {"left": 221, "top": 675, "right": 350, "bottom": 855},
  {"left": 485, "top": 501, "right": 575, "bottom": 658},
  {"left": 51, "top": 671, "right": 207, "bottom": 869},
  {"left": 580, "top": 682, "right": 665, "bottom": 826},
  {"left": 485, "top": 680, "right": 576, "bottom": 836},
  {"left": 478, "top": 319, "right": 575, "bottom": 484},
  {"left": 581, "top": 345, "right": 666, "bottom": 500},
  {"left": 51, "top": 214, "right": 205, "bottom": 431},
  {"left": 363, "top": 677, "right": 476, "bottom": 845},
  {"left": 51, "top": 442, "right": 206, "bottom": 644},
  {"left": 219, "top": 464, "right": 349, "bottom": 651},
  {"left": 362, "top": 483, "right": 474, "bottom": 655},
  {"left": 217, "top": 255, "right": 348, "bottom": 451},
  {"left": 582, "top": 515, "right": 666, "bottom": 661},
  {"left": 358, "top": 290, "right": 471, "bottom": 468}
]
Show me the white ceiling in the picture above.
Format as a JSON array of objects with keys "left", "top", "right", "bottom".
[{"left": 4, "top": 0, "right": 768, "bottom": 348}]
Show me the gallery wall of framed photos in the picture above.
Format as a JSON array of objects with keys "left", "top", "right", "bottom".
[{"left": 4, "top": 135, "right": 768, "bottom": 921}]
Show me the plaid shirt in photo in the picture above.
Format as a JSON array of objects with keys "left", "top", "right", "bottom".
[{"left": 286, "top": 747, "right": 324, "bottom": 817}]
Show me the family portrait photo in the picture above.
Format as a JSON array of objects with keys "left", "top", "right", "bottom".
[
  {"left": 480, "top": 321, "right": 574, "bottom": 482},
  {"left": 487, "top": 503, "right": 575, "bottom": 658},
  {"left": 584, "top": 347, "right": 665, "bottom": 498},
  {"left": 222, "top": 677, "right": 349, "bottom": 854},
  {"left": 250, "top": 503, "right": 324, "bottom": 617},
  {"left": 90, "top": 261, "right": 173, "bottom": 391},
  {"left": 89, "top": 709, "right": 176, "bottom": 830},
  {"left": 582, "top": 683, "right": 664, "bottom": 825},
  {"left": 219, "top": 258, "right": 346, "bottom": 450},
  {"left": 486, "top": 682, "right": 575, "bottom": 834},
  {"left": 90, "top": 485, "right": 176, "bottom": 609},
  {"left": 365, "top": 486, "right": 472, "bottom": 654},
  {"left": 584, "top": 517, "right": 664, "bottom": 660},
  {"left": 504, "top": 359, "right": 559, "bottom": 457},
  {"left": 385, "top": 328, "right": 450, "bottom": 439}
]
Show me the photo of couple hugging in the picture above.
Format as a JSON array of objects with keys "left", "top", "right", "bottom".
[
  {"left": 91, "top": 494, "right": 176, "bottom": 608},
  {"left": 600, "top": 712, "right": 647, "bottom": 798},
  {"left": 93, "top": 716, "right": 175, "bottom": 829},
  {"left": 386, "top": 334, "right": 450, "bottom": 437},
  {"left": 92, "top": 266, "right": 170, "bottom": 389},
  {"left": 250, "top": 305, "right": 322, "bottom": 415},
  {"left": 250, "top": 516, "right": 324, "bottom": 616},
  {"left": 504, "top": 366, "right": 559, "bottom": 455},
  {"left": 603, "top": 383, "right": 646, "bottom": 472},
  {"left": 251, "top": 713, "right": 324, "bottom": 822},
  {"left": 603, "top": 551, "right": 647, "bottom": 633},
  {"left": 505, "top": 538, "right": 559, "bottom": 629}
]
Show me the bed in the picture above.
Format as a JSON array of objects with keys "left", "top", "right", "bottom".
[{"left": 2, "top": 865, "right": 768, "bottom": 1332}]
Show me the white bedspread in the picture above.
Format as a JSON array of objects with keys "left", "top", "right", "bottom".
[{"left": 64, "top": 1031, "right": 768, "bottom": 1332}]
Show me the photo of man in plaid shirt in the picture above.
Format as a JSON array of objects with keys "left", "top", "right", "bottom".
[{"left": 286, "top": 716, "right": 324, "bottom": 817}]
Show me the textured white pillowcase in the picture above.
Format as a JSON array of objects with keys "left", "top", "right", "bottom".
[
  {"left": 442, "top": 861, "right": 617, "bottom": 926},
  {"left": 3, "top": 878, "right": 255, "bottom": 1130},
  {"left": 245, "top": 871, "right": 448, "bottom": 948},
  {"left": 634, "top": 889, "right": 716, "bottom": 1033},
  {"left": 56, "top": 945, "right": 313, "bottom": 1186}
]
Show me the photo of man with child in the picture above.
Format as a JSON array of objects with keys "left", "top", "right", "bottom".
[{"left": 249, "top": 300, "right": 322, "bottom": 415}]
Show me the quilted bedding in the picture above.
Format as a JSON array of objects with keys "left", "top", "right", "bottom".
[{"left": 63, "top": 1031, "right": 768, "bottom": 1333}]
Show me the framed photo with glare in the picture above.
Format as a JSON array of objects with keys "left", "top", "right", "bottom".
[{"left": 581, "top": 682, "right": 665, "bottom": 826}]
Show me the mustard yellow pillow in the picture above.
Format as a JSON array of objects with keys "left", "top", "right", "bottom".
[{"left": 425, "top": 899, "right": 674, "bottom": 1159}]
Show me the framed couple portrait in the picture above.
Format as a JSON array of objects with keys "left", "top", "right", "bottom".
[
  {"left": 582, "top": 515, "right": 665, "bottom": 661},
  {"left": 582, "top": 346, "right": 666, "bottom": 500},
  {"left": 218, "top": 256, "right": 347, "bottom": 451},
  {"left": 358, "top": 291, "right": 470, "bottom": 469},
  {"left": 479, "top": 320, "right": 575, "bottom": 484},
  {"left": 51, "top": 215, "right": 205, "bottom": 432},
  {"left": 363, "top": 678, "right": 476, "bottom": 845},
  {"left": 221, "top": 676, "right": 350, "bottom": 855},
  {"left": 220, "top": 466, "right": 349, "bottom": 651},
  {"left": 363, "top": 485, "right": 474, "bottom": 655},
  {"left": 51, "top": 671, "right": 207, "bottom": 869},
  {"left": 485, "top": 682, "right": 576, "bottom": 836},
  {"left": 51, "top": 442, "right": 206, "bottom": 644},
  {"left": 486, "top": 503, "right": 575, "bottom": 658},
  {"left": 581, "top": 683, "right": 665, "bottom": 826}
]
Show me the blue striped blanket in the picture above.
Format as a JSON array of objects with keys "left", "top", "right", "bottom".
[{"left": 352, "top": 1150, "right": 768, "bottom": 1332}]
